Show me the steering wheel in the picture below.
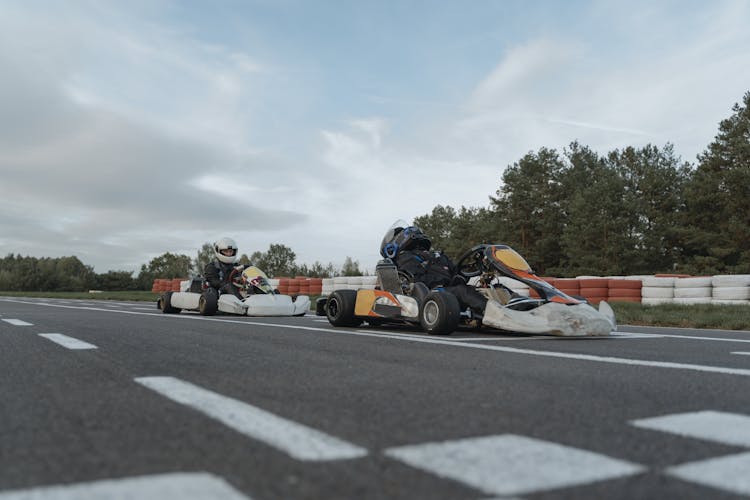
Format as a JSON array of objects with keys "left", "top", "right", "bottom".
[
  {"left": 454, "top": 245, "right": 489, "bottom": 279},
  {"left": 228, "top": 267, "right": 245, "bottom": 288},
  {"left": 397, "top": 270, "right": 414, "bottom": 291}
]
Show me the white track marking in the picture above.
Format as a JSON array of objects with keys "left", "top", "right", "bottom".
[
  {"left": 667, "top": 452, "right": 750, "bottom": 496},
  {"left": 5, "top": 298, "right": 750, "bottom": 377},
  {"left": 654, "top": 334, "right": 750, "bottom": 344},
  {"left": 38, "top": 334, "right": 97, "bottom": 350},
  {"left": 354, "top": 329, "right": 531, "bottom": 341},
  {"left": 385, "top": 434, "right": 644, "bottom": 496},
  {"left": 732, "top": 351, "right": 750, "bottom": 355},
  {"left": 623, "top": 324, "right": 750, "bottom": 334},
  {"left": 1, "top": 319, "right": 33, "bottom": 326},
  {"left": 135, "top": 376, "right": 367, "bottom": 461},
  {"left": 609, "top": 332, "right": 665, "bottom": 339},
  {"left": 0, "top": 472, "right": 250, "bottom": 500},
  {"left": 630, "top": 410, "right": 750, "bottom": 447}
]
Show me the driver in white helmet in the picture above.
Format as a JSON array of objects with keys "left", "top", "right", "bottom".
[{"left": 204, "top": 237, "right": 246, "bottom": 299}]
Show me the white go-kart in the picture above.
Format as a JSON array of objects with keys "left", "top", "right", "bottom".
[{"left": 157, "top": 266, "right": 310, "bottom": 317}]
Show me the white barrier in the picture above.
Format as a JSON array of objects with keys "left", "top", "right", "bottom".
[{"left": 314, "top": 273, "right": 750, "bottom": 306}]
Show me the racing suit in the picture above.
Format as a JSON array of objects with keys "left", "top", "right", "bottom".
[
  {"left": 204, "top": 261, "right": 245, "bottom": 299},
  {"left": 395, "top": 249, "right": 487, "bottom": 314}
]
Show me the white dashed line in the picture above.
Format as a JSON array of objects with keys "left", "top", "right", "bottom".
[
  {"left": 0, "top": 472, "right": 251, "bottom": 500},
  {"left": 1, "top": 319, "right": 33, "bottom": 326},
  {"left": 4, "top": 298, "right": 750, "bottom": 377},
  {"left": 385, "top": 434, "right": 644, "bottom": 496},
  {"left": 38, "top": 333, "right": 98, "bottom": 350},
  {"left": 732, "top": 351, "right": 750, "bottom": 355},
  {"left": 631, "top": 410, "right": 750, "bottom": 447},
  {"left": 135, "top": 376, "right": 367, "bottom": 461},
  {"left": 648, "top": 333, "right": 750, "bottom": 343},
  {"left": 667, "top": 452, "right": 750, "bottom": 496}
]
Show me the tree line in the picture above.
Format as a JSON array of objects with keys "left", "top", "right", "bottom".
[
  {"left": 415, "top": 91, "right": 750, "bottom": 277},
  {"left": 2, "top": 91, "right": 748, "bottom": 290},
  {"left": 0, "top": 243, "right": 363, "bottom": 292}
]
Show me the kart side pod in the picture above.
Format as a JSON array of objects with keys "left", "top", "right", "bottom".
[{"left": 160, "top": 290, "right": 309, "bottom": 317}]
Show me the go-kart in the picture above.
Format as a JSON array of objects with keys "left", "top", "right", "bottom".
[
  {"left": 321, "top": 244, "right": 616, "bottom": 337},
  {"left": 157, "top": 266, "right": 310, "bottom": 317}
]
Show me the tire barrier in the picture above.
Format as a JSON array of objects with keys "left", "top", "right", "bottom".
[
  {"left": 273, "top": 277, "right": 324, "bottom": 296},
  {"left": 607, "top": 278, "right": 642, "bottom": 303},
  {"left": 150, "top": 273, "right": 750, "bottom": 306},
  {"left": 554, "top": 278, "right": 580, "bottom": 298},
  {"left": 672, "top": 276, "right": 712, "bottom": 304},
  {"left": 711, "top": 275, "right": 750, "bottom": 305},
  {"left": 578, "top": 278, "right": 609, "bottom": 305},
  {"left": 151, "top": 278, "right": 188, "bottom": 293},
  {"left": 641, "top": 276, "right": 675, "bottom": 304}
]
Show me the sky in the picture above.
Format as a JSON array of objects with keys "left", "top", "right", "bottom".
[{"left": 1, "top": 1, "right": 749, "bottom": 274}]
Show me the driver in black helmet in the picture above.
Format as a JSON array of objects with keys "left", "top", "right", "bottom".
[{"left": 381, "top": 221, "right": 488, "bottom": 315}]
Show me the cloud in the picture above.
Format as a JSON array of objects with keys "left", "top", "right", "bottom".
[
  {"left": 468, "top": 39, "right": 583, "bottom": 112},
  {"left": 449, "top": 2, "right": 750, "bottom": 166},
  {"left": 1, "top": 1, "right": 748, "bottom": 275},
  {"left": 0, "top": 3, "right": 308, "bottom": 271}
]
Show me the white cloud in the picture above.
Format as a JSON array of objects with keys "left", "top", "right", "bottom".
[
  {"left": 1, "top": 1, "right": 748, "bottom": 274},
  {"left": 468, "top": 39, "right": 583, "bottom": 112}
]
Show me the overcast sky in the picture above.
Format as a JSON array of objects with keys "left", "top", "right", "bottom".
[{"left": 1, "top": 1, "right": 749, "bottom": 274}]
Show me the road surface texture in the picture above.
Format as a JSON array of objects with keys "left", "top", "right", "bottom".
[{"left": 2, "top": 297, "right": 750, "bottom": 499}]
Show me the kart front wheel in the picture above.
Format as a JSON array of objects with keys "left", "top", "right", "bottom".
[
  {"left": 420, "top": 291, "right": 460, "bottom": 335},
  {"left": 199, "top": 289, "right": 218, "bottom": 316},
  {"left": 326, "top": 290, "right": 362, "bottom": 327},
  {"left": 160, "top": 291, "right": 181, "bottom": 314}
]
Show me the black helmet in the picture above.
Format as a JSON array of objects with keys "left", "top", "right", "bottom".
[{"left": 380, "top": 221, "right": 431, "bottom": 258}]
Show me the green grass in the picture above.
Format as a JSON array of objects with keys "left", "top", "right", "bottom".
[
  {"left": 610, "top": 301, "right": 750, "bottom": 330},
  {"left": 1, "top": 291, "right": 748, "bottom": 330}
]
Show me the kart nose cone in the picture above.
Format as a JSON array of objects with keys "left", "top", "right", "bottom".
[{"left": 482, "top": 300, "right": 615, "bottom": 336}]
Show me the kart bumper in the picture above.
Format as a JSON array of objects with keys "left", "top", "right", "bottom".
[
  {"left": 482, "top": 299, "right": 616, "bottom": 336},
  {"left": 244, "top": 294, "right": 310, "bottom": 316},
  {"left": 168, "top": 291, "right": 310, "bottom": 316}
]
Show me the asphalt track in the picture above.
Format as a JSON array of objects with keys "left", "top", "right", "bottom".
[{"left": 2, "top": 297, "right": 750, "bottom": 499}]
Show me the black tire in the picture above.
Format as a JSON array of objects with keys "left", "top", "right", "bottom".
[
  {"left": 160, "top": 292, "right": 181, "bottom": 314},
  {"left": 199, "top": 289, "right": 218, "bottom": 316},
  {"left": 419, "top": 291, "right": 460, "bottom": 335},
  {"left": 326, "top": 290, "right": 362, "bottom": 327},
  {"left": 315, "top": 297, "right": 328, "bottom": 316}
]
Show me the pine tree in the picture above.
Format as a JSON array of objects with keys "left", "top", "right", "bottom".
[
  {"left": 490, "top": 147, "right": 565, "bottom": 274},
  {"left": 558, "top": 142, "right": 630, "bottom": 276},
  {"left": 607, "top": 144, "right": 689, "bottom": 274},
  {"left": 682, "top": 91, "right": 750, "bottom": 273}
]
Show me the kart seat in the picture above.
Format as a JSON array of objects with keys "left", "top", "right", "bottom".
[
  {"left": 410, "top": 281, "right": 429, "bottom": 303},
  {"left": 376, "top": 259, "right": 402, "bottom": 294}
]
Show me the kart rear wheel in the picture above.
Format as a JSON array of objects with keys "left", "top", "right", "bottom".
[
  {"left": 199, "top": 289, "right": 218, "bottom": 316},
  {"left": 160, "top": 291, "right": 181, "bottom": 314},
  {"left": 326, "top": 290, "right": 362, "bottom": 327},
  {"left": 315, "top": 297, "right": 328, "bottom": 316},
  {"left": 420, "top": 291, "right": 460, "bottom": 335}
]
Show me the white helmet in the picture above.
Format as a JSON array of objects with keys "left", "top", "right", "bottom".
[{"left": 214, "top": 237, "right": 239, "bottom": 264}]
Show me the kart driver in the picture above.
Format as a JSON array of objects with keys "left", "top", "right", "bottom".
[
  {"left": 205, "top": 237, "right": 246, "bottom": 299},
  {"left": 380, "top": 223, "right": 488, "bottom": 315}
]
